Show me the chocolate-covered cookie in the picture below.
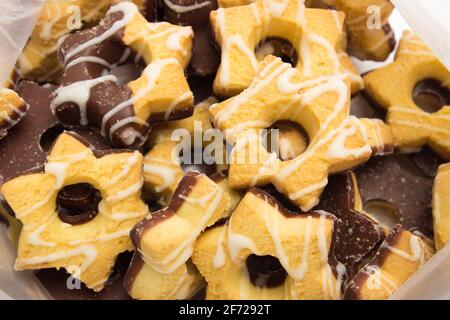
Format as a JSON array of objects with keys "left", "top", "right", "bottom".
[
  {"left": 318, "top": 172, "right": 385, "bottom": 281},
  {"left": 0, "top": 81, "right": 110, "bottom": 187},
  {"left": 162, "top": 0, "right": 220, "bottom": 76},
  {"left": 355, "top": 151, "right": 443, "bottom": 238}
]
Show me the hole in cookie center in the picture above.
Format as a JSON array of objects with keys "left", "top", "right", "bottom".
[
  {"left": 413, "top": 79, "right": 450, "bottom": 113},
  {"left": 108, "top": 62, "right": 144, "bottom": 86},
  {"left": 180, "top": 148, "right": 217, "bottom": 176},
  {"left": 256, "top": 37, "right": 299, "bottom": 67},
  {"left": 56, "top": 183, "right": 102, "bottom": 225},
  {"left": 40, "top": 125, "right": 65, "bottom": 152},
  {"left": 264, "top": 121, "right": 309, "bottom": 161},
  {"left": 246, "top": 254, "right": 287, "bottom": 288},
  {"left": 363, "top": 200, "right": 400, "bottom": 229}
]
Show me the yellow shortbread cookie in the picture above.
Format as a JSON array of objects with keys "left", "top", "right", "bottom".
[
  {"left": 124, "top": 171, "right": 236, "bottom": 300},
  {"left": 17, "top": 0, "right": 153, "bottom": 82},
  {"left": 364, "top": 32, "right": 450, "bottom": 160},
  {"left": 0, "top": 88, "right": 29, "bottom": 140},
  {"left": 210, "top": 0, "right": 362, "bottom": 96},
  {"left": 1, "top": 133, "right": 149, "bottom": 291},
  {"left": 322, "top": 0, "right": 395, "bottom": 61},
  {"left": 143, "top": 98, "right": 221, "bottom": 204},
  {"left": 192, "top": 189, "right": 342, "bottom": 300},
  {"left": 433, "top": 163, "right": 450, "bottom": 250},
  {"left": 344, "top": 225, "right": 434, "bottom": 300},
  {"left": 210, "top": 55, "right": 371, "bottom": 211},
  {"left": 51, "top": 2, "right": 194, "bottom": 147}
]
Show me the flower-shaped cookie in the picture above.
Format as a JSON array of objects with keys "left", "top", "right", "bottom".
[
  {"left": 322, "top": 0, "right": 395, "bottom": 61},
  {"left": 143, "top": 98, "right": 219, "bottom": 204},
  {"left": 0, "top": 88, "right": 28, "bottom": 140},
  {"left": 124, "top": 171, "right": 235, "bottom": 299},
  {"left": 364, "top": 31, "right": 450, "bottom": 160},
  {"left": 344, "top": 225, "right": 434, "bottom": 300},
  {"left": 210, "top": 0, "right": 361, "bottom": 96},
  {"left": 211, "top": 55, "right": 371, "bottom": 211},
  {"left": 51, "top": 2, "right": 194, "bottom": 147},
  {"left": 18, "top": 0, "right": 157, "bottom": 82},
  {"left": 433, "top": 163, "right": 450, "bottom": 250},
  {"left": 1, "top": 133, "right": 149, "bottom": 291},
  {"left": 193, "top": 188, "right": 342, "bottom": 300}
]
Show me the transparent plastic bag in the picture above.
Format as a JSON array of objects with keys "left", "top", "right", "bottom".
[{"left": 0, "top": 0, "right": 44, "bottom": 86}]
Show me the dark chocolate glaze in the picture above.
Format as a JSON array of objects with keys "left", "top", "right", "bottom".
[
  {"left": 123, "top": 251, "right": 145, "bottom": 294},
  {"left": 56, "top": 12, "right": 148, "bottom": 148},
  {"left": 343, "top": 224, "right": 404, "bottom": 300},
  {"left": 245, "top": 254, "right": 287, "bottom": 288},
  {"left": 57, "top": 183, "right": 102, "bottom": 225},
  {"left": 143, "top": 0, "right": 159, "bottom": 21},
  {"left": 355, "top": 151, "right": 442, "bottom": 238},
  {"left": 317, "top": 172, "right": 385, "bottom": 282},
  {"left": 36, "top": 251, "right": 133, "bottom": 300},
  {"left": 0, "top": 82, "right": 110, "bottom": 193},
  {"left": 409, "top": 147, "right": 444, "bottom": 178},
  {"left": 382, "top": 24, "right": 397, "bottom": 56},
  {"left": 130, "top": 171, "right": 202, "bottom": 249},
  {"left": 413, "top": 79, "right": 450, "bottom": 113},
  {"left": 163, "top": 0, "right": 220, "bottom": 76}
]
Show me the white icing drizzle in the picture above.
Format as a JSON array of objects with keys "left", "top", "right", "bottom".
[
  {"left": 327, "top": 117, "right": 372, "bottom": 159},
  {"left": 213, "top": 227, "right": 228, "bottom": 269},
  {"left": 142, "top": 187, "right": 224, "bottom": 274},
  {"left": 163, "top": 0, "right": 212, "bottom": 13},
  {"left": 104, "top": 151, "right": 141, "bottom": 187},
  {"left": 62, "top": 2, "right": 138, "bottom": 64},
  {"left": 214, "top": 58, "right": 290, "bottom": 126},
  {"left": 51, "top": 75, "right": 117, "bottom": 126},
  {"left": 288, "top": 178, "right": 328, "bottom": 201},
  {"left": 68, "top": 228, "right": 132, "bottom": 246},
  {"left": 261, "top": 196, "right": 312, "bottom": 281},
  {"left": 106, "top": 177, "right": 143, "bottom": 203},
  {"left": 251, "top": 152, "right": 278, "bottom": 186},
  {"left": 108, "top": 117, "right": 148, "bottom": 144},
  {"left": 215, "top": 8, "right": 258, "bottom": 89},
  {"left": 101, "top": 58, "right": 179, "bottom": 138},
  {"left": 384, "top": 234, "right": 423, "bottom": 262},
  {"left": 164, "top": 92, "right": 193, "bottom": 120},
  {"left": 27, "top": 217, "right": 57, "bottom": 248},
  {"left": 365, "top": 265, "right": 398, "bottom": 293},
  {"left": 65, "top": 56, "right": 112, "bottom": 69},
  {"left": 166, "top": 27, "right": 194, "bottom": 56},
  {"left": 15, "top": 244, "right": 98, "bottom": 273},
  {"left": 227, "top": 229, "right": 258, "bottom": 263},
  {"left": 143, "top": 161, "right": 178, "bottom": 193}
]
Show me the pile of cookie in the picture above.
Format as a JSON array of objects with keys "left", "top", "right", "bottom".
[{"left": 0, "top": 0, "right": 449, "bottom": 300}]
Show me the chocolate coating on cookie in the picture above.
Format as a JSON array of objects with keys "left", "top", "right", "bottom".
[
  {"left": 163, "top": 0, "right": 220, "bottom": 76},
  {"left": 317, "top": 173, "right": 385, "bottom": 281},
  {"left": 355, "top": 152, "right": 442, "bottom": 238},
  {"left": 56, "top": 183, "right": 102, "bottom": 225},
  {"left": 0, "top": 82, "right": 109, "bottom": 187},
  {"left": 54, "top": 11, "right": 146, "bottom": 148},
  {"left": 131, "top": 171, "right": 202, "bottom": 248},
  {"left": 36, "top": 252, "right": 133, "bottom": 300}
]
